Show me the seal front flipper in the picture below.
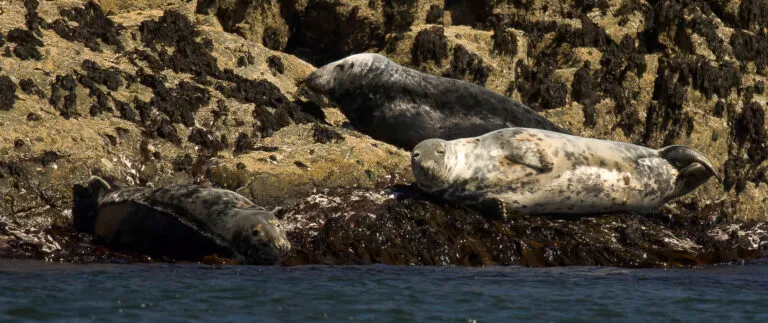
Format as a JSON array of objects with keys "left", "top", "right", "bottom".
[
  {"left": 473, "top": 198, "right": 507, "bottom": 220},
  {"left": 501, "top": 140, "right": 554, "bottom": 173}
]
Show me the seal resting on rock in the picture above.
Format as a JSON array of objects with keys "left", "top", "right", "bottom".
[
  {"left": 411, "top": 128, "right": 721, "bottom": 217},
  {"left": 72, "top": 177, "right": 290, "bottom": 265},
  {"left": 303, "top": 53, "right": 569, "bottom": 150}
]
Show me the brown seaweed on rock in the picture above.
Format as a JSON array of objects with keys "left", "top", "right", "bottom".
[{"left": 280, "top": 187, "right": 768, "bottom": 268}]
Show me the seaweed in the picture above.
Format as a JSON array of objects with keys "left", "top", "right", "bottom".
[
  {"left": 571, "top": 62, "right": 597, "bottom": 127},
  {"left": 0, "top": 76, "right": 17, "bottom": 111},
  {"left": 48, "top": 1, "right": 125, "bottom": 52},
  {"left": 267, "top": 55, "right": 285, "bottom": 75},
  {"left": 425, "top": 5, "right": 444, "bottom": 25},
  {"left": 6, "top": 28, "right": 43, "bottom": 60},
  {"left": 411, "top": 26, "right": 448, "bottom": 66},
  {"left": 443, "top": 45, "right": 490, "bottom": 85},
  {"left": 49, "top": 74, "right": 79, "bottom": 119}
]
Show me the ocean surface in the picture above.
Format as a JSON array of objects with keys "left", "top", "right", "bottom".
[{"left": 1, "top": 260, "right": 767, "bottom": 322}]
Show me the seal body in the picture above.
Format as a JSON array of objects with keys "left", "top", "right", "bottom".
[
  {"left": 72, "top": 178, "right": 290, "bottom": 264},
  {"left": 304, "top": 53, "right": 569, "bottom": 150},
  {"left": 411, "top": 128, "right": 721, "bottom": 215}
]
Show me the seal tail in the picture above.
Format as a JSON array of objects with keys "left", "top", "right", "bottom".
[
  {"left": 72, "top": 176, "right": 112, "bottom": 234},
  {"left": 658, "top": 145, "right": 721, "bottom": 197}
]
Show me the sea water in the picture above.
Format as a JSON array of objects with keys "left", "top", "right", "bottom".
[{"left": 1, "top": 260, "right": 767, "bottom": 322}]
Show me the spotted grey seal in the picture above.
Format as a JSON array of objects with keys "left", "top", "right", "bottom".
[
  {"left": 72, "top": 177, "right": 290, "bottom": 264},
  {"left": 411, "top": 128, "right": 721, "bottom": 216},
  {"left": 303, "top": 53, "right": 569, "bottom": 150}
]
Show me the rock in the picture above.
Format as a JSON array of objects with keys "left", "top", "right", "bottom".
[{"left": 1, "top": 0, "right": 767, "bottom": 266}]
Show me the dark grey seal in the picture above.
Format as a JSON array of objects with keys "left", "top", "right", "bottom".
[
  {"left": 411, "top": 128, "right": 721, "bottom": 217},
  {"left": 72, "top": 177, "right": 290, "bottom": 265},
  {"left": 304, "top": 53, "right": 569, "bottom": 150}
]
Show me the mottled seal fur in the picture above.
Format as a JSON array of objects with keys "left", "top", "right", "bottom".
[
  {"left": 304, "top": 53, "right": 569, "bottom": 150},
  {"left": 72, "top": 177, "right": 290, "bottom": 264},
  {"left": 411, "top": 128, "right": 721, "bottom": 216}
]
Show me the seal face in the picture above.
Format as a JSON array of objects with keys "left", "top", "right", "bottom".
[
  {"left": 304, "top": 53, "right": 569, "bottom": 150},
  {"left": 72, "top": 178, "right": 290, "bottom": 265},
  {"left": 411, "top": 128, "right": 721, "bottom": 216}
]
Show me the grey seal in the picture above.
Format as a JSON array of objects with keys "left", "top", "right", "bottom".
[
  {"left": 304, "top": 53, "right": 569, "bottom": 150},
  {"left": 411, "top": 128, "right": 721, "bottom": 216},
  {"left": 72, "top": 177, "right": 290, "bottom": 264}
]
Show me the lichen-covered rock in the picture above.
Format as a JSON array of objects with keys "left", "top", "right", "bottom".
[
  {"left": 1, "top": 0, "right": 767, "bottom": 266},
  {"left": 0, "top": 1, "right": 409, "bottom": 261}
]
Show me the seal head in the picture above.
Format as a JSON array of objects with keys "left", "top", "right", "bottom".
[
  {"left": 225, "top": 209, "right": 291, "bottom": 265},
  {"left": 304, "top": 53, "right": 388, "bottom": 96},
  {"left": 412, "top": 138, "right": 455, "bottom": 193}
]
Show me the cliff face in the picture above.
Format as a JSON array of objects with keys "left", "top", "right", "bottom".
[{"left": 0, "top": 0, "right": 766, "bottom": 266}]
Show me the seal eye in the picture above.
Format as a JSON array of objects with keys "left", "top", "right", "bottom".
[
  {"left": 436, "top": 146, "right": 445, "bottom": 154},
  {"left": 412, "top": 151, "right": 421, "bottom": 159},
  {"left": 252, "top": 228, "right": 261, "bottom": 237}
]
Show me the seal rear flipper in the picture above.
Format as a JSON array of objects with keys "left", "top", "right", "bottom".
[
  {"left": 672, "top": 163, "right": 716, "bottom": 198},
  {"left": 658, "top": 146, "right": 721, "bottom": 181},
  {"left": 658, "top": 146, "right": 721, "bottom": 198},
  {"left": 72, "top": 176, "right": 113, "bottom": 234}
]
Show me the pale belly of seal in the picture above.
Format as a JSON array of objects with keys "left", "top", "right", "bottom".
[{"left": 482, "top": 158, "right": 679, "bottom": 215}]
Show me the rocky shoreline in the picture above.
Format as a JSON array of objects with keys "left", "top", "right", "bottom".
[{"left": 1, "top": 0, "right": 767, "bottom": 267}]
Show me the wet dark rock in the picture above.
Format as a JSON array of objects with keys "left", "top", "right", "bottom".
[
  {"left": 425, "top": 5, "right": 444, "bottom": 25},
  {"left": 0, "top": 76, "right": 18, "bottom": 111},
  {"left": 267, "top": 55, "right": 285, "bottom": 75},
  {"left": 18, "top": 78, "right": 45, "bottom": 98},
  {"left": 48, "top": 1, "right": 125, "bottom": 52},
  {"left": 411, "top": 26, "right": 448, "bottom": 66},
  {"left": 312, "top": 122, "right": 344, "bottom": 144},
  {"left": 6, "top": 28, "right": 43, "bottom": 60},
  {"left": 282, "top": 189, "right": 766, "bottom": 267}
]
